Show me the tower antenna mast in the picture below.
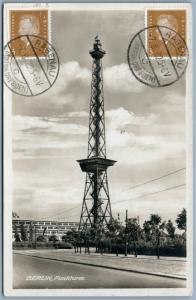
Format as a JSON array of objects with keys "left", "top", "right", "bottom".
[{"left": 77, "top": 37, "right": 116, "bottom": 230}]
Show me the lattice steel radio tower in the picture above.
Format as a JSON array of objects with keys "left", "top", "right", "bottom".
[{"left": 77, "top": 36, "right": 116, "bottom": 231}]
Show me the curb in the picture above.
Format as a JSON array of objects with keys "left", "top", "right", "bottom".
[{"left": 14, "top": 252, "right": 186, "bottom": 281}]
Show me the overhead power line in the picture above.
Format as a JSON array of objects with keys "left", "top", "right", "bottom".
[
  {"left": 115, "top": 167, "right": 186, "bottom": 194},
  {"left": 38, "top": 168, "right": 186, "bottom": 220},
  {"left": 40, "top": 204, "right": 81, "bottom": 221},
  {"left": 112, "top": 183, "right": 186, "bottom": 205},
  {"left": 43, "top": 182, "right": 185, "bottom": 220}
]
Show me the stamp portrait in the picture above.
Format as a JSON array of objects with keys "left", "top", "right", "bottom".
[
  {"left": 4, "top": 9, "right": 59, "bottom": 96},
  {"left": 10, "top": 10, "right": 48, "bottom": 57},
  {"left": 147, "top": 10, "right": 186, "bottom": 57},
  {"left": 127, "top": 9, "right": 188, "bottom": 87}
]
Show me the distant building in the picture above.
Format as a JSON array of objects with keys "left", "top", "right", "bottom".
[{"left": 12, "top": 218, "right": 79, "bottom": 241}]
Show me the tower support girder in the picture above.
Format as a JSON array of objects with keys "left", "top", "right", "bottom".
[{"left": 77, "top": 36, "right": 116, "bottom": 231}]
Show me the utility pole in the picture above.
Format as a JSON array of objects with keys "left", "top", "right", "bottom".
[
  {"left": 126, "top": 209, "right": 128, "bottom": 225},
  {"left": 118, "top": 213, "right": 120, "bottom": 223},
  {"left": 34, "top": 222, "right": 37, "bottom": 249},
  {"left": 125, "top": 209, "right": 128, "bottom": 256},
  {"left": 29, "top": 222, "right": 33, "bottom": 245}
]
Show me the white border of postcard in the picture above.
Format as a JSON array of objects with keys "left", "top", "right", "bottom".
[{"left": 3, "top": 2, "right": 193, "bottom": 297}]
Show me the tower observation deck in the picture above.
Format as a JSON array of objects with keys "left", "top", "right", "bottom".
[{"left": 77, "top": 36, "right": 116, "bottom": 231}]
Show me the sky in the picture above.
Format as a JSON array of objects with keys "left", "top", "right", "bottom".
[{"left": 12, "top": 9, "right": 186, "bottom": 227}]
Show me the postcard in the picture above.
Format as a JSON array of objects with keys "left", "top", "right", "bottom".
[{"left": 3, "top": 2, "right": 192, "bottom": 297}]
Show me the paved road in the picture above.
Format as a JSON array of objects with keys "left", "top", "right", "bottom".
[{"left": 13, "top": 254, "right": 186, "bottom": 289}]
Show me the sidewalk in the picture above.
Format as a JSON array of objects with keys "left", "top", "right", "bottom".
[{"left": 13, "top": 249, "right": 186, "bottom": 280}]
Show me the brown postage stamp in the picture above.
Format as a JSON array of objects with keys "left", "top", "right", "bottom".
[
  {"left": 147, "top": 10, "right": 186, "bottom": 57},
  {"left": 10, "top": 10, "right": 48, "bottom": 56}
]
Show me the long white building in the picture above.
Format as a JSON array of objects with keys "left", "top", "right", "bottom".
[{"left": 12, "top": 218, "right": 79, "bottom": 241}]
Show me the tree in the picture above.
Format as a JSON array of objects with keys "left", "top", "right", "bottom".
[
  {"left": 65, "top": 229, "right": 77, "bottom": 243},
  {"left": 62, "top": 235, "right": 67, "bottom": 242},
  {"left": 20, "top": 222, "right": 28, "bottom": 241},
  {"left": 37, "top": 235, "right": 46, "bottom": 242},
  {"left": 29, "top": 222, "right": 33, "bottom": 242},
  {"left": 143, "top": 220, "right": 152, "bottom": 242},
  {"left": 48, "top": 234, "right": 58, "bottom": 242},
  {"left": 13, "top": 224, "right": 21, "bottom": 242},
  {"left": 95, "top": 225, "right": 106, "bottom": 255},
  {"left": 107, "top": 218, "right": 122, "bottom": 233},
  {"left": 176, "top": 208, "right": 186, "bottom": 231},
  {"left": 144, "top": 214, "right": 165, "bottom": 259},
  {"left": 84, "top": 228, "right": 92, "bottom": 254},
  {"left": 126, "top": 218, "right": 141, "bottom": 257},
  {"left": 12, "top": 211, "right": 19, "bottom": 218},
  {"left": 166, "top": 220, "right": 176, "bottom": 238},
  {"left": 107, "top": 218, "right": 123, "bottom": 256},
  {"left": 64, "top": 229, "right": 80, "bottom": 252}
]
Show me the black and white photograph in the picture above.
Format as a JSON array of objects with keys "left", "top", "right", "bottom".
[{"left": 3, "top": 2, "right": 192, "bottom": 297}]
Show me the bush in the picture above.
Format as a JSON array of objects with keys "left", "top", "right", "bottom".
[
  {"left": 54, "top": 242, "right": 73, "bottom": 249},
  {"left": 135, "top": 239, "right": 186, "bottom": 257},
  {"left": 48, "top": 235, "right": 59, "bottom": 242},
  {"left": 37, "top": 235, "right": 47, "bottom": 242},
  {"left": 100, "top": 237, "right": 186, "bottom": 257},
  {"left": 13, "top": 241, "right": 56, "bottom": 249}
]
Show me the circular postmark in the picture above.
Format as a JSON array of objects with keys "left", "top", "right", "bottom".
[
  {"left": 127, "top": 26, "right": 189, "bottom": 87},
  {"left": 4, "top": 35, "right": 60, "bottom": 96}
]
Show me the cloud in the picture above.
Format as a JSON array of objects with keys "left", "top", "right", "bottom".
[
  {"left": 108, "top": 136, "right": 185, "bottom": 167},
  {"left": 60, "top": 61, "right": 91, "bottom": 85},
  {"left": 103, "top": 107, "right": 185, "bottom": 166},
  {"left": 111, "top": 187, "right": 185, "bottom": 226},
  {"left": 13, "top": 114, "right": 88, "bottom": 158},
  {"left": 106, "top": 107, "right": 157, "bottom": 129},
  {"left": 24, "top": 61, "right": 91, "bottom": 111},
  {"left": 47, "top": 62, "right": 144, "bottom": 101},
  {"left": 13, "top": 172, "right": 83, "bottom": 220},
  {"left": 47, "top": 62, "right": 144, "bottom": 105},
  {"left": 104, "top": 63, "right": 144, "bottom": 93},
  {"left": 49, "top": 61, "right": 91, "bottom": 96},
  {"left": 14, "top": 62, "right": 147, "bottom": 117},
  {"left": 105, "top": 107, "right": 158, "bottom": 148},
  {"left": 54, "top": 62, "right": 143, "bottom": 99},
  {"left": 67, "top": 111, "right": 88, "bottom": 117},
  {"left": 14, "top": 115, "right": 88, "bottom": 136}
]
